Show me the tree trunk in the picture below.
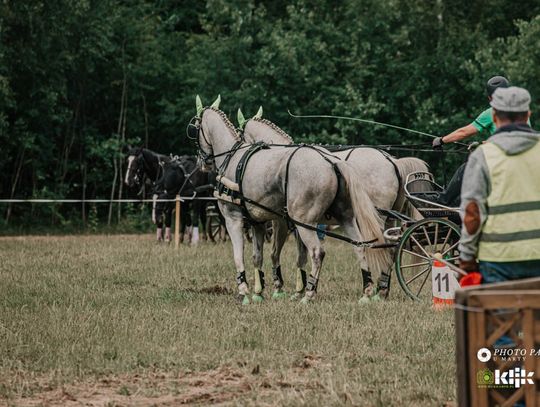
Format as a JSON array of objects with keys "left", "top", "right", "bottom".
[
  {"left": 5, "top": 147, "right": 25, "bottom": 224},
  {"left": 117, "top": 84, "right": 128, "bottom": 222},
  {"left": 81, "top": 163, "right": 87, "bottom": 226},
  {"left": 108, "top": 50, "right": 127, "bottom": 226},
  {"left": 142, "top": 93, "right": 149, "bottom": 149}
]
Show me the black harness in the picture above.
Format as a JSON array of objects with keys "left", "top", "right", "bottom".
[{"left": 215, "top": 142, "right": 384, "bottom": 248}]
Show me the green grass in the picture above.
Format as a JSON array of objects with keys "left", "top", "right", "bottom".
[{"left": 0, "top": 235, "right": 456, "bottom": 406}]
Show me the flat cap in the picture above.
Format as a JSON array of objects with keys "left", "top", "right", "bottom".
[{"left": 490, "top": 86, "right": 531, "bottom": 112}]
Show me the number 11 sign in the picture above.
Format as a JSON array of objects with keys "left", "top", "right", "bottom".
[{"left": 432, "top": 259, "right": 460, "bottom": 307}]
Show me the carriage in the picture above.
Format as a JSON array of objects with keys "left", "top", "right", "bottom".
[{"left": 383, "top": 171, "right": 461, "bottom": 301}]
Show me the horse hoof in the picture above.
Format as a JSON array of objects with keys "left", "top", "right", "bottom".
[
  {"left": 290, "top": 292, "right": 303, "bottom": 301},
  {"left": 251, "top": 294, "right": 264, "bottom": 303},
  {"left": 358, "top": 295, "right": 372, "bottom": 305},
  {"left": 371, "top": 293, "right": 382, "bottom": 302},
  {"left": 300, "top": 295, "right": 312, "bottom": 304},
  {"left": 272, "top": 291, "right": 288, "bottom": 300},
  {"left": 237, "top": 295, "right": 250, "bottom": 305}
]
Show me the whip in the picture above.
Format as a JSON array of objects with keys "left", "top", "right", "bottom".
[{"left": 287, "top": 110, "right": 469, "bottom": 147}]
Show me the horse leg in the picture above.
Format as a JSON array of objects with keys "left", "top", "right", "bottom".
[
  {"left": 197, "top": 201, "right": 208, "bottom": 242},
  {"left": 290, "top": 229, "right": 308, "bottom": 300},
  {"left": 295, "top": 227, "right": 325, "bottom": 303},
  {"left": 155, "top": 200, "right": 164, "bottom": 243},
  {"left": 179, "top": 202, "right": 189, "bottom": 243},
  {"left": 185, "top": 204, "right": 193, "bottom": 244},
  {"left": 269, "top": 219, "right": 288, "bottom": 299},
  {"left": 222, "top": 210, "right": 249, "bottom": 303},
  {"left": 164, "top": 203, "right": 172, "bottom": 244},
  {"left": 152, "top": 194, "right": 158, "bottom": 224},
  {"left": 251, "top": 223, "right": 266, "bottom": 302},
  {"left": 339, "top": 220, "right": 381, "bottom": 303}
]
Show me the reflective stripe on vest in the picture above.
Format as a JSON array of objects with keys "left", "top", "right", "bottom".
[{"left": 478, "top": 140, "right": 540, "bottom": 261}]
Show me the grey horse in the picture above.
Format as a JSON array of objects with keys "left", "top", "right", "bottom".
[
  {"left": 191, "top": 96, "right": 392, "bottom": 304},
  {"left": 239, "top": 107, "right": 429, "bottom": 300}
]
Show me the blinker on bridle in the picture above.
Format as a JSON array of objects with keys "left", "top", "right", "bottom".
[{"left": 187, "top": 114, "right": 214, "bottom": 167}]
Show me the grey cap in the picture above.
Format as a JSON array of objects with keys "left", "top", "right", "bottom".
[{"left": 490, "top": 86, "right": 531, "bottom": 112}]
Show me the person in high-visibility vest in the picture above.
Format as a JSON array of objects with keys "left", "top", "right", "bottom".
[{"left": 458, "top": 86, "right": 540, "bottom": 282}]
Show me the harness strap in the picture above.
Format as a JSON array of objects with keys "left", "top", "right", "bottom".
[
  {"left": 235, "top": 142, "right": 270, "bottom": 224},
  {"left": 239, "top": 193, "right": 377, "bottom": 247},
  {"left": 214, "top": 143, "right": 380, "bottom": 248}
]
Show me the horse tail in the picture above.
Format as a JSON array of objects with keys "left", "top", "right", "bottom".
[
  {"left": 334, "top": 161, "right": 392, "bottom": 276},
  {"left": 393, "top": 157, "right": 430, "bottom": 220}
]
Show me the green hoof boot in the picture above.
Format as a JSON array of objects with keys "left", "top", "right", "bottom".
[
  {"left": 252, "top": 293, "right": 264, "bottom": 303},
  {"left": 290, "top": 292, "right": 303, "bottom": 301},
  {"left": 241, "top": 295, "right": 250, "bottom": 305},
  {"left": 358, "top": 295, "right": 372, "bottom": 305},
  {"left": 272, "top": 291, "right": 288, "bottom": 300},
  {"left": 371, "top": 293, "right": 382, "bottom": 302},
  {"left": 300, "top": 295, "right": 313, "bottom": 305}
]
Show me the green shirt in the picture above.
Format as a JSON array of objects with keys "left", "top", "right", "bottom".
[
  {"left": 472, "top": 107, "right": 532, "bottom": 137},
  {"left": 471, "top": 107, "right": 496, "bottom": 136}
]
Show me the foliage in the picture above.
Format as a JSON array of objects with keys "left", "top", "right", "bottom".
[{"left": 1, "top": 0, "right": 539, "bottom": 226}]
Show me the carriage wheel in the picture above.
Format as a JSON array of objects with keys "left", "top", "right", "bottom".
[
  {"left": 206, "top": 204, "right": 223, "bottom": 243},
  {"left": 206, "top": 213, "right": 222, "bottom": 242},
  {"left": 395, "top": 218, "right": 460, "bottom": 301}
]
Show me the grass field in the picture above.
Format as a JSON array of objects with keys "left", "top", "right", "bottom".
[{"left": 0, "top": 234, "right": 456, "bottom": 406}]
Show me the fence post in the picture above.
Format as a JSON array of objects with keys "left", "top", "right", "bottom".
[{"left": 175, "top": 195, "right": 181, "bottom": 248}]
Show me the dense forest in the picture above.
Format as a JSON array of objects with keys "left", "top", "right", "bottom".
[{"left": 1, "top": 0, "right": 539, "bottom": 230}]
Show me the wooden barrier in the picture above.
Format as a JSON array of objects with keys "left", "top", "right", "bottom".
[{"left": 455, "top": 277, "right": 540, "bottom": 407}]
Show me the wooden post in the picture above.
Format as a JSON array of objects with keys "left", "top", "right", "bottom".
[{"left": 175, "top": 195, "right": 181, "bottom": 248}]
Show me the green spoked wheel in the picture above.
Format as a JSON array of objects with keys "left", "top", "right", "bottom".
[{"left": 395, "top": 218, "right": 461, "bottom": 301}]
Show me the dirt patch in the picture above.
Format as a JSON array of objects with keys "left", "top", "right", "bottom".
[
  {"left": 188, "top": 286, "right": 233, "bottom": 296},
  {"left": 3, "top": 356, "right": 326, "bottom": 406}
]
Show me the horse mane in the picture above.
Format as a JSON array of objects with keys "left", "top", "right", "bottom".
[
  {"left": 250, "top": 117, "right": 294, "bottom": 143},
  {"left": 206, "top": 107, "right": 242, "bottom": 141}
]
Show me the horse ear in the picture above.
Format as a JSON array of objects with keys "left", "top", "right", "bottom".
[
  {"left": 237, "top": 108, "right": 246, "bottom": 129},
  {"left": 210, "top": 94, "right": 221, "bottom": 109},
  {"left": 254, "top": 106, "right": 263, "bottom": 119},
  {"left": 196, "top": 95, "right": 203, "bottom": 117}
]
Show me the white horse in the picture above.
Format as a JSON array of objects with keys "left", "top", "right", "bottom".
[
  {"left": 239, "top": 107, "right": 429, "bottom": 299},
  {"left": 191, "top": 96, "right": 391, "bottom": 303}
]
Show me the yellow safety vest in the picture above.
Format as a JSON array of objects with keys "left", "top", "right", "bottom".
[{"left": 478, "top": 140, "right": 540, "bottom": 261}]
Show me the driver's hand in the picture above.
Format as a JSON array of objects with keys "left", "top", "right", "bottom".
[
  {"left": 467, "top": 141, "right": 480, "bottom": 151},
  {"left": 432, "top": 137, "right": 445, "bottom": 150}
]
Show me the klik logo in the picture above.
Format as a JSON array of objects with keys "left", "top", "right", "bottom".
[
  {"left": 477, "top": 369, "right": 494, "bottom": 385},
  {"left": 477, "top": 368, "right": 534, "bottom": 388},
  {"left": 477, "top": 347, "right": 492, "bottom": 362}
]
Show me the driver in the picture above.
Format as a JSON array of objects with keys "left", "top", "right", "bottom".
[{"left": 431, "top": 76, "right": 510, "bottom": 206}]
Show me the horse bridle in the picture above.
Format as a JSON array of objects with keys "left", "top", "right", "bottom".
[
  {"left": 187, "top": 109, "right": 251, "bottom": 174},
  {"left": 187, "top": 114, "right": 214, "bottom": 167}
]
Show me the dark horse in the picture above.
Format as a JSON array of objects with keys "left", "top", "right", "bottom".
[
  {"left": 155, "top": 155, "right": 214, "bottom": 243},
  {"left": 124, "top": 147, "right": 214, "bottom": 243}
]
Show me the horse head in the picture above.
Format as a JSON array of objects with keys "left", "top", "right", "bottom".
[
  {"left": 241, "top": 107, "right": 294, "bottom": 145},
  {"left": 124, "top": 146, "right": 144, "bottom": 187},
  {"left": 189, "top": 94, "right": 239, "bottom": 173}
]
